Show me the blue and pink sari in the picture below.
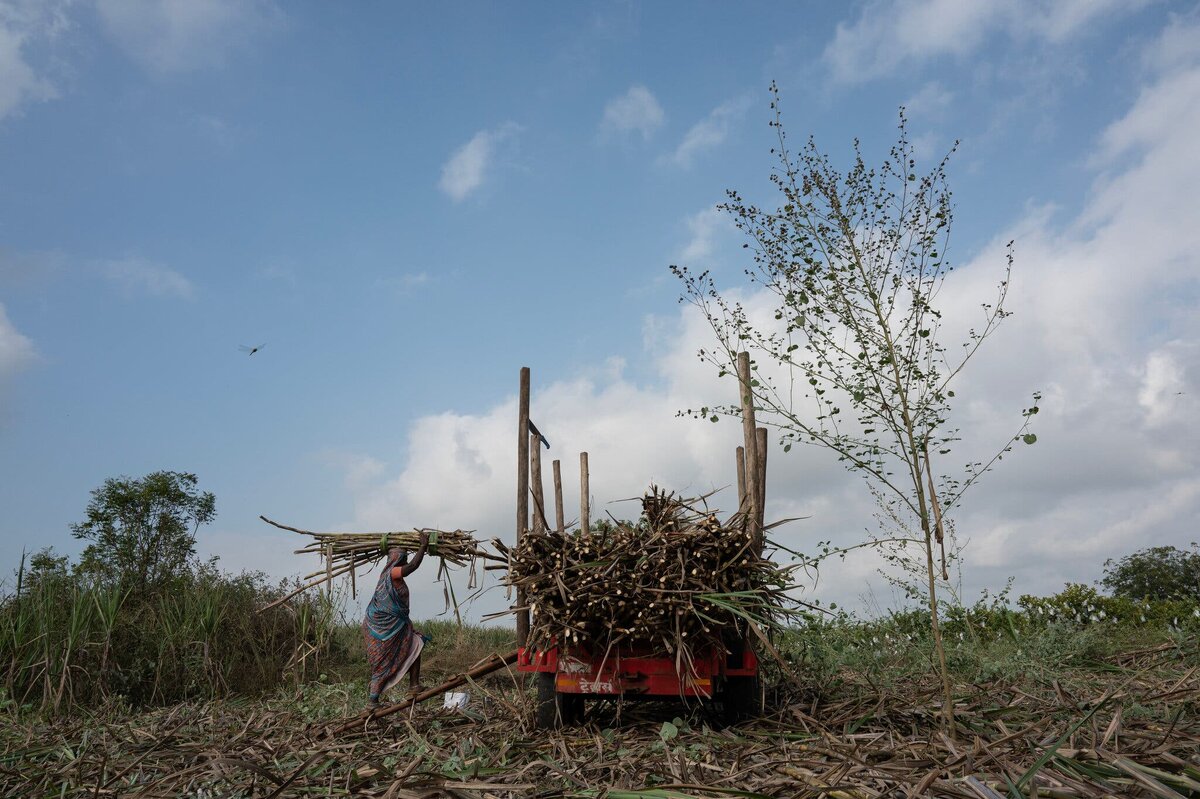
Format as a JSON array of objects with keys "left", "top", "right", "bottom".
[{"left": 363, "top": 551, "right": 424, "bottom": 703}]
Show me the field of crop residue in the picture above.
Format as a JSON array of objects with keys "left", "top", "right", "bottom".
[{"left": 4, "top": 633, "right": 1197, "bottom": 798}]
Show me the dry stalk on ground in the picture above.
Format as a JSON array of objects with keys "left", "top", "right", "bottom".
[{"left": 3, "top": 639, "right": 1197, "bottom": 797}]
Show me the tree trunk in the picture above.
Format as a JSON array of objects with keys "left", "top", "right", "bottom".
[{"left": 922, "top": 518, "right": 954, "bottom": 729}]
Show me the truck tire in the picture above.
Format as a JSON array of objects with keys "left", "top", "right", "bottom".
[
  {"left": 560, "top": 690, "right": 584, "bottom": 724},
  {"left": 535, "top": 673, "right": 585, "bottom": 728},
  {"left": 535, "top": 672, "right": 559, "bottom": 729},
  {"left": 721, "top": 675, "right": 761, "bottom": 725}
]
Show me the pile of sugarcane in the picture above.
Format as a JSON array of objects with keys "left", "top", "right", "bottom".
[
  {"left": 258, "top": 516, "right": 497, "bottom": 610},
  {"left": 501, "top": 487, "right": 797, "bottom": 660}
]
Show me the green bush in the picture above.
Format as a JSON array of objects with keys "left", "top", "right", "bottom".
[
  {"left": 0, "top": 563, "right": 338, "bottom": 714},
  {"left": 1101, "top": 544, "right": 1200, "bottom": 602},
  {"left": 1019, "top": 583, "right": 1200, "bottom": 631},
  {"left": 782, "top": 580, "right": 1199, "bottom": 690},
  {"left": 0, "top": 471, "right": 350, "bottom": 714}
]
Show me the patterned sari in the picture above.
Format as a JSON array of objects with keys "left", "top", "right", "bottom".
[{"left": 363, "top": 551, "right": 424, "bottom": 703}]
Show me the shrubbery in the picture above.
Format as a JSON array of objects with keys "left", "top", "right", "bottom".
[
  {"left": 1019, "top": 582, "right": 1200, "bottom": 630},
  {"left": 786, "top": 572, "right": 1199, "bottom": 689},
  {"left": 7, "top": 470, "right": 1197, "bottom": 713},
  {"left": 0, "top": 472, "right": 344, "bottom": 714},
  {"left": 0, "top": 557, "right": 339, "bottom": 713},
  {"left": 1101, "top": 544, "right": 1200, "bottom": 603}
]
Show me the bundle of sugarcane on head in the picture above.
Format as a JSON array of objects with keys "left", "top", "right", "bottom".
[
  {"left": 501, "top": 486, "right": 800, "bottom": 662},
  {"left": 257, "top": 516, "right": 498, "bottom": 613}
]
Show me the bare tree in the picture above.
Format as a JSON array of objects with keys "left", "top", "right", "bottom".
[{"left": 673, "top": 84, "right": 1039, "bottom": 722}]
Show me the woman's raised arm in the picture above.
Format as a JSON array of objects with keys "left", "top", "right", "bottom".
[{"left": 400, "top": 532, "right": 430, "bottom": 577}]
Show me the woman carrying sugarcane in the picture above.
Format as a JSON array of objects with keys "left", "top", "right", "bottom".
[{"left": 363, "top": 532, "right": 429, "bottom": 707}]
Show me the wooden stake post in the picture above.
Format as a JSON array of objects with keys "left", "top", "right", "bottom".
[
  {"left": 531, "top": 433, "right": 547, "bottom": 533},
  {"left": 756, "top": 425, "right": 768, "bottom": 538},
  {"left": 736, "top": 445, "right": 747, "bottom": 509},
  {"left": 579, "top": 452, "right": 590, "bottom": 536},
  {"left": 737, "top": 352, "right": 763, "bottom": 552},
  {"left": 552, "top": 459, "right": 565, "bottom": 533},
  {"left": 516, "top": 368, "right": 530, "bottom": 648}
]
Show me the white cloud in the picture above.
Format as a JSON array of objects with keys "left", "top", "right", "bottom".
[
  {"left": 678, "top": 207, "right": 729, "bottom": 263},
  {"left": 2, "top": 0, "right": 278, "bottom": 117},
  {"left": 824, "top": 0, "right": 1146, "bottom": 84},
  {"left": 398, "top": 271, "right": 429, "bottom": 289},
  {"left": 201, "top": 16, "right": 1199, "bottom": 623},
  {"left": 903, "top": 25, "right": 1200, "bottom": 590},
  {"left": 904, "top": 81, "right": 953, "bottom": 119},
  {"left": 328, "top": 20, "right": 1200, "bottom": 620},
  {"left": 319, "top": 300, "right": 899, "bottom": 620},
  {"left": 1028, "top": 0, "right": 1151, "bottom": 41},
  {"left": 99, "top": 256, "right": 194, "bottom": 298},
  {"left": 94, "top": 0, "right": 280, "bottom": 74},
  {"left": 0, "top": 302, "right": 36, "bottom": 380},
  {"left": 255, "top": 262, "right": 297, "bottom": 289},
  {"left": 376, "top": 271, "right": 431, "bottom": 296},
  {"left": 599, "top": 84, "right": 665, "bottom": 140},
  {"left": 319, "top": 450, "right": 387, "bottom": 493},
  {"left": 1142, "top": 11, "right": 1200, "bottom": 75},
  {"left": 665, "top": 96, "right": 752, "bottom": 168},
  {"left": 190, "top": 112, "right": 237, "bottom": 147},
  {"left": 1138, "top": 349, "right": 1187, "bottom": 428},
  {"left": 438, "top": 123, "right": 520, "bottom": 202},
  {"left": 0, "top": 0, "right": 68, "bottom": 122}
]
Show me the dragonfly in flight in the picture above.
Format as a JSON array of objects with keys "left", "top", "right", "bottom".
[{"left": 239, "top": 343, "right": 266, "bottom": 356}]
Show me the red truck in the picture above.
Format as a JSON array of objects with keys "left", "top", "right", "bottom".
[
  {"left": 513, "top": 357, "right": 767, "bottom": 728},
  {"left": 518, "top": 640, "right": 759, "bottom": 728}
]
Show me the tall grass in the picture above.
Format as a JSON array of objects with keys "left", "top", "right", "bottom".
[
  {"left": 782, "top": 593, "right": 1200, "bottom": 692},
  {"left": 0, "top": 565, "right": 339, "bottom": 714}
]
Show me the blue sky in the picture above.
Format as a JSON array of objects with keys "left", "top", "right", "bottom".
[{"left": 2, "top": 1, "right": 1198, "bottom": 618}]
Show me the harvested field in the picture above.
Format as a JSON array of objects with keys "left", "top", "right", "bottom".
[{"left": 3, "top": 638, "right": 1197, "bottom": 798}]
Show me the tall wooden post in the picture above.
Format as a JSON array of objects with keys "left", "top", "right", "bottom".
[
  {"left": 531, "top": 433, "right": 547, "bottom": 532},
  {"left": 735, "top": 445, "right": 747, "bottom": 511},
  {"left": 325, "top": 543, "right": 333, "bottom": 599},
  {"left": 552, "top": 459, "right": 565, "bottom": 533},
  {"left": 516, "top": 367, "right": 530, "bottom": 647},
  {"left": 756, "top": 426, "right": 768, "bottom": 550},
  {"left": 737, "top": 352, "right": 761, "bottom": 550},
  {"left": 579, "top": 452, "right": 590, "bottom": 536}
]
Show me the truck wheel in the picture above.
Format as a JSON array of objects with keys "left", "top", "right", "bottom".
[
  {"left": 560, "top": 691, "right": 584, "bottom": 724},
  {"left": 721, "top": 675, "right": 761, "bottom": 725},
  {"left": 536, "top": 673, "right": 585, "bottom": 728},
  {"left": 535, "top": 673, "right": 559, "bottom": 729}
]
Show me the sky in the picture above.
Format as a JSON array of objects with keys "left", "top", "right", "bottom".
[{"left": 1, "top": 0, "right": 1198, "bottom": 622}]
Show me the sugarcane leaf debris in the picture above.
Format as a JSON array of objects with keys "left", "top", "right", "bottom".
[{"left": 2, "top": 637, "right": 1196, "bottom": 798}]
